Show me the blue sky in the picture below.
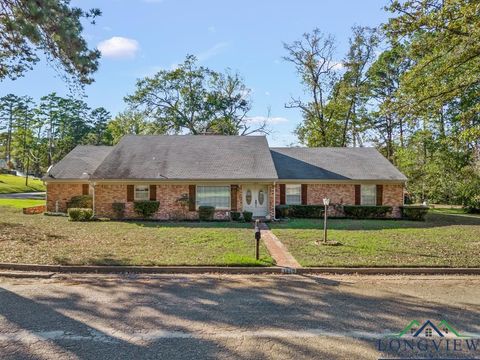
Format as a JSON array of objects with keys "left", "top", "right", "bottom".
[{"left": 1, "top": 0, "right": 390, "bottom": 146}]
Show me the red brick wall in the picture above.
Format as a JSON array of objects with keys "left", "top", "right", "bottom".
[
  {"left": 46, "top": 183, "right": 86, "bottom": 212},
  {"left": 23, "top": 205, "right": 46, "bottom": 214},
  {"left": 95, "top": 183, "right": 243, "bottom": 220},
  {"left": 275, "top": 183, "right": 404, "bottom": 218}
]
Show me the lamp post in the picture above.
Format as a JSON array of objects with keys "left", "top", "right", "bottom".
[{"left": 323, "top": 198, "right": 330, "bottom": 243}]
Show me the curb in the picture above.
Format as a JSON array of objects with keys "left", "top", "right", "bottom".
[{"left": 0, "top": 263, "right": 480, "bottom": 277}]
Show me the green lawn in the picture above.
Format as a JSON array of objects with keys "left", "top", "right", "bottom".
[
  {"left": 0, "top": 199, "right": 45, "bottom": 208},
  {"left": 270, "top": 211, "right": 480, "bottom": 267},
  {"left": 0, "top": 174, "right": 45, "bottom": 194},
  {"left": 0, "top": 206, "right": 273, "bottom": 267}
]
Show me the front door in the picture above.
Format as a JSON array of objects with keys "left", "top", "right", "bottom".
[{"left": 242, "top": 185, "right": 268, "bottom": 217}]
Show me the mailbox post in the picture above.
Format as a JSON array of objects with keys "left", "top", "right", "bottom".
[{"left": 254, "top": 219, "right": 261, "bottom": 260}]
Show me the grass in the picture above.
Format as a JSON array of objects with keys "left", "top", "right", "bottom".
[
  {"left": 0, "top": 174, "right": 45, "bottom": 194},
  {"left": 270, "top": 211, "right": 480, "bottom": 267},
  {"left": 0, "top": 199, "right": 45, "bottom": 208},
  {"left": 0, "top": 206, "right": 273, "bottom": 267}
]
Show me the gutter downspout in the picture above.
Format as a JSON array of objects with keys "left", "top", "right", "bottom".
[{"left": 92, "top": 181, "right": 96, "bottom": 217}]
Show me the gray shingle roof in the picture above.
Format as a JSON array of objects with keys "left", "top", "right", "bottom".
[
  {"left": 91, "top": 135, "right": 278, "bottom": 180},
  {"left": 270, "top": 147, "right": 407, "bottom": 181},
  {"left": 45, "top": 145, "right": 113, "bottom": 180}
]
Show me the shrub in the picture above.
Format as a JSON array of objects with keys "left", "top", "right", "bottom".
[
  {"left": 198, "top": 206, "right": 215, "bottom": 221},
  {"left": 242, "top": 211, "right": 253, "bottom": 222},
  {"left": 68, "top": 208, "right": 93, "bottom": 221},
  {"left": 464, "top": 194, "right": 480, "bottom": 214},
  {"left": 230, "top": 211, "right": 242, "bottom": 221},
  {"left": 343, "top": 205, "right": 393, "bottom": 219},
  {"left": 401, "top": 206, "right": 429, "bottom": 221},
  {"left": 67, "top": 195, "right": 92, "bottom": 209},
  {"left": 275, "top": 205, "right": 324, "bottom": 218},
  {"left": 112, "top": 202, "right": 125, "bottom": 219},
  {"left": 133, "top": 201, "right": 159, "bottom": 218}
]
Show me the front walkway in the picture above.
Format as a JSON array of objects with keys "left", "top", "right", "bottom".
[{"left": 259, "top": 223, "right": 301, "bottom": 268}]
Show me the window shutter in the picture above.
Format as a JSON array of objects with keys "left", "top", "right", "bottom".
[
  {"left": 189, "top": 185, "right": 196, "bottom": 211},
  {"left": 127, "top": 185, "right": 134, "bottom": 202},
  {"left": 279, "top": 184, "right": 286, "bottom": 205},
  {"left": 376, "top": 185, "right": 383, "bottom": 206},
  {"left": 230, "top": 185, "right": 238, "bottom": 211},
  {"left": 301, "top": 184, "right": 308, "bottom": 205},
  {"left": 354, "top": 185, "right": 361, "bottom": 205},
  {"left": 149, "top": 185, "right": 156, "bottom": 201},
  {"left": 82, "top": 184, "right": 89, "bottom": 195}
]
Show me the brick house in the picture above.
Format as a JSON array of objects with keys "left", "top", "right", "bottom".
[{"left": 44, "top": 135, "right": 407, "bottom": 219}]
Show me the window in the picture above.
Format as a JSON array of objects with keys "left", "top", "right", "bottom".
[
  {"left": 245, "top": 189, "right": 252, "bottom": 205},
  {"left": 258, "top": 189, "right": 265, "bottom": 205},
  {"left": 361, "top": 184, "right": 376, "bottom": 205},
  {"left": 286, "top": 184, "right": 301, "bottom": 205},
  {"left": 425, "top": 328, "right": 432, "bottom": 337},
  {"left": 135, "top": 185, "right": 150, "bottom": 201},
  {"left": 197, "top": 186, "right": 230, "bottom": 209}
]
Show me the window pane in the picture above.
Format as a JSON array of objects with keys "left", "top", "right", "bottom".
[
  {"left": 245, "top": 189, "right": 252, "bottom": 205},
  {"left": 361, "top": 184, "right": 376, "bottom": 205},
  {"left": 135, "top": 185, "right": 149, "bottom": 201},
  {"left": 286, "top": 185, "right": 301, "bottom": 205},
  {"left": 197, "top": 186, "right": 230, "bottom": 209}
]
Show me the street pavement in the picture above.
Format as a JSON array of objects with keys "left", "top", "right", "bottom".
[
  {"left": 0, "top": 274, "right": 479, "bottom": 359},
  {"left": 0, "top": 192, "right": 45, "bottom": 199}
]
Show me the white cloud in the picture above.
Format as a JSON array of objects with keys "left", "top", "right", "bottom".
[
  {"left": 330, "top": 60, "right": 344, "bottom": 71},
  {"left": 246, "top": 116, "right": 288, "bottom": 125},
  {"left": 98, "top": 36, "right": 140, "bottom": 59},
  {"left": 196, "top": 42, "right": 229, "bottom": 62}
]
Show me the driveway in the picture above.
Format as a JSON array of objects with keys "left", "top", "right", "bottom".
[
  {"left": 0, "top": 192, "right": 45, "bottom": 199},
  {"left": 0, "top": 274, "right": 479, "bottom": 359}
]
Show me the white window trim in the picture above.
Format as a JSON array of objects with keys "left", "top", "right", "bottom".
[
  {"left": 134, "top": 185, "right": 150, "bottom": 201},
  {"left": 286, "top": 184, "right": 302, "bottom": 205},
  {"left": 360, "top": 184, "right": 377, "bottom": 206},
  {"left": 196, "top": 185, "right": 231, "bottom": 210}
]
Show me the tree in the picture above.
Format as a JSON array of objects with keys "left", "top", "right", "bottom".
[
  {"left": 83, "top": 107, "right": 111, "bottom": 145},
  {"left": 105, "top": 110, "right": 152, "bottom": 145},
  {"left": 0, "top": 94, "right": 31, "bottom": 164},
  {"left": 384, "top": 0, "right": 480, "bottom": 118},
  {"left": 283, "top": 29, "right": 343, "bottom": 146},
  {"left": 0, "top": 0, "right": 101, "bottom": 84},
  {"left": 125, "top": 55, "right": 266, "bottom": 136}
]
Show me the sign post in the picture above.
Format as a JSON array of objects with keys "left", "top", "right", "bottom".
[
  {"left": 254, "top": 219, "right": 261, "bottom": 260},
  {"left": 323, "top": 198, "right": 330, "bottom": 243}
]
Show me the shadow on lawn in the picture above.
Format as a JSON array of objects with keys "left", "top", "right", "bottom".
[
  {"left": 1, "top": 275, "right": 479, "bottom": 359},
  {"left": 271, "top": 213, "right": 480, "bottom": 230}
]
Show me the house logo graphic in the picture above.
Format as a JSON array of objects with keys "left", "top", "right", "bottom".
[
  {"left": 396, "top": 319, "right": 465, "bottom": 338},
  {"left": 376, "top": 319, "right": 479, "bottom": 356}
]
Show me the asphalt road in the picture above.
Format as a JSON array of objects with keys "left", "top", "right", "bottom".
[
  {"left": 0, "top": 192, "right": 45, "bottom": 199},
  {"left": 0, "top": 274, "right": 479, "bottom": 360}
]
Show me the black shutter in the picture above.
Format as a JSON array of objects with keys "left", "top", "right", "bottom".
[
  {"left": 231, "top": 185, "right": 238, "bottom": 211},
  {"left": 301, "top": 184, "right": 308, "bottom": 205},
  {"left": 354, "top": 185, "right": 361, "bottom": 205},
  {"left": 127, "top": 185, "right": 134, "bottom": 202},
  {"left": 376, "top": 185, "right": 383, "bottom": 206},
  {"left": 279, "top": 184, "right": 286, "bottom": 205},
  {"left": 150, "top": 185, "right": 157, "bottom": 201},
  {"left": 189, "top": 185, "right": 196, "bottom": 211}
]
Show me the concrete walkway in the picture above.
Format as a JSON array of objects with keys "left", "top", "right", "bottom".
[{"left": 259, "top": 223, "right": 301, "bottom": 268}]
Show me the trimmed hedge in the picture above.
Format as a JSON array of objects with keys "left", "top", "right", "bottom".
[
  {"left": 68, "top": 208, "right": 93, "bottom": 221},
  {"left": 401, "top": 206, "right": 429, "bottom": 221},
  {"left": 67, "top": 195, "right": 92, "bottom": 209},
  {"left": 242, "top": 211, "right": 253, "bottom": 222},
  {"left": 275, "top": 205, "right": 324, "bottom": 218},
  {"left": 112, "top": 202, "right": 125, "bottom": 219},
  {"left": 199, "top": 206, "right": 215, "bottom": 221},
  {"left": 230, "top": 211, "right": 242, "bottom": 221},
  {"left": 343, "top": 205, "right": 392, "bottom": 219},
  {"left": 133, "top": 200, "right": 159, "bottom": 218}
]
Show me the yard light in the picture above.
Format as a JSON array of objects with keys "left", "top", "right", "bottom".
[{"left": 322, "top": 198, "right": 330, "bottom": 243}]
